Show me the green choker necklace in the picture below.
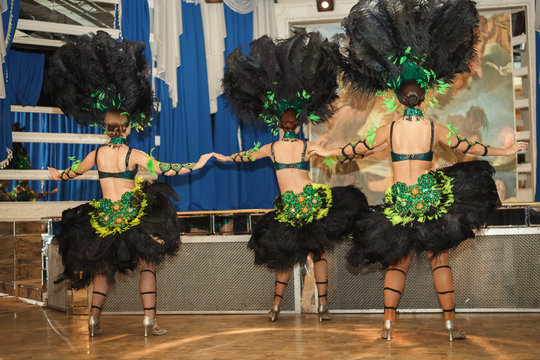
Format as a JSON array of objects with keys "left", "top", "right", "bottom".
[
  {"left": 404, "top": 108, "right": 423, "bottom": 121},
  {"left": 283, "top": 131, "right": 299, "bottom": 141},
  {"left": 108, "top": 137, "right": 128, "bottom": 148}
]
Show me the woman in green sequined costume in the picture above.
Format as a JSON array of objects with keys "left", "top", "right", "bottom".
[
  {"left": 216, "top": 110, "right": 375, "bottom": 323},
  {"left": 48, "top": 111, "right": 213, "bottom": 336},
  {"left": 311, "top": 0, "right": 528, "bottom": 341},
  {"left": 216, "top": 31, "right": 379, "bottom": 322},
  {"left": 45, "top": 32, "right": 213, "bottom": 337}
]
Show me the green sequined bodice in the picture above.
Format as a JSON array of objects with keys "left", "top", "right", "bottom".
[
  {"left": 89, "top": 182, "right": 147, "bottom": 237},
  {"left": 383, "top": 171, "right": 454, "bottom": 226},
  {"left": 274, "top": 183, "right": 333, "bottom": 227}
]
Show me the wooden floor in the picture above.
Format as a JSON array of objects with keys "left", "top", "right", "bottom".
[{"left": 0, "top": 296, "right": 538, "bottom": 360}]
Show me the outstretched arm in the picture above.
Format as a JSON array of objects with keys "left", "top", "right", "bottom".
[
  {"left": 48, "top": 150, "right": 96, "bottom": 181},
  {"left": 132, "top": 150, "right": 214, "bottom": 176},
  {"left": 215, "top": 143, "right": 271, "bottom": 163},
  {"left": 308, "top": 123, "right": 390, "bottom": 164},
  {"left": 436, "top": 123, "right": 528, "bottom": 156}
]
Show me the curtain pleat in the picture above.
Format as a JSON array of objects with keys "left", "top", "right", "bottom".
[
  {"left": 157, "top": 1, "right": 216, "bottom": 211},
  {"left": 121, "top": 0, "right": 155, "bottom": 154}
]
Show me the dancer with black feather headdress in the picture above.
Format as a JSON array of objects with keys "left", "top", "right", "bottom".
[
  {"left": 310, "top": 0, "right": 527, "bottom": 340},
  {"left": 46, "top": 31, "right": 213, "bottom": 337},
  {"left": 215, "top": 32, "right": 377, "bottom": 322}
]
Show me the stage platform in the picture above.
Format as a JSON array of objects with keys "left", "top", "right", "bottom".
[
  {"left": 0, "top": 295, "right": 538, "bottom": 360},
  {"left": 1, "top": 205, "right": 540, "bottom": 316}
]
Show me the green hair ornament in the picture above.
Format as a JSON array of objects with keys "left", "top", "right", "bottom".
[
  {"left": 377, "top": 47, "right": 451, "bottom": 113},
  {"left": 84, "top": 87, "right": 152, "bottom": 132},
  {"left": 259, "top": 89, "right": 321, "bottom": 135}
]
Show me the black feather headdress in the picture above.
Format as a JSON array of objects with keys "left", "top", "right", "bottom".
[
  {"left": 222, "top": 32, "right": 340, "bottom": 135},
  {"left": 342, "top": 0, "right": 479, "bottom": 110},
  {"left": 45, "top": 31, "right": 156, "bottom": 131}
]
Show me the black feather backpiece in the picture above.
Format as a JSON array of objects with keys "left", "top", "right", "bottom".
[
  {"left": 222, "top": 31, "right": 340, "bottom": 135},
  {"left": 45, "top": 31, "right": 156, "bottom": 131},
  {"left": 342, "top": 0, "right": 479, "bottom": 100}
]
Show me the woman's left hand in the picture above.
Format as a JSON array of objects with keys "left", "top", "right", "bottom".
[{"left": 503, "top": 141, "right": 528, "bottom": 155}]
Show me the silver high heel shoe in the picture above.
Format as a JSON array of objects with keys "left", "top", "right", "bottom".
[
  {"left": 445, "top": 320, "right": 466, "bottom": 341},
  {"left": 143, "top": 316, "right": 168, "bottom": 337},
  {"left": 317, "top": 303, "right": 331, "bottom": 322},
  {"left": 380, "top": 320, "right": 393, "bottom": 341},
  {"left": 267, "top": 303, "right": 281, "bottom": 322},
  {"left": 88, "top": 315, "right": 102, "bottom": 337}
]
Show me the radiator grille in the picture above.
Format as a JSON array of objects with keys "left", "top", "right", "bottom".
[{"left": 103, "top": 241, "right": 296, "bottom": 313}]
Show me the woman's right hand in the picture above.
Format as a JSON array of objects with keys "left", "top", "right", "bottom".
[
  {"left": 214, "top": 153, "right": 232, "bottom": 162},
  {"left": 503, "top": 142, "right": 528, "bottom": 155},
  {"left": 47, "top": 167, "right": 62, "bottom": 181}
]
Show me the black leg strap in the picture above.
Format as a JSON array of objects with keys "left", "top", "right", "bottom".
[
  {"left": 437, "top": 290, "right": 455, "bottom": 295},
  {"left": 275, "top": 280, "right": 288, "bottom": 286},
  {"left": 140, "top": 291, "right": 157, "bottom": 295},
  {"left": 274, "top": 293, "right": 283, "bottom": 299},
  {"left": 384, "top": 287, "right": 402, "bottom": 295},
  {"left": 318, "top": 293, "right": 327, "bottom": 298},
  {"left": 91, "top": 305, "right": 102, "bottom": 311},
  {"left": 140, "top": 269, "right": 156, "bottom": 277},
  {"left": 315, "top": 280, "right": 328, "bottom": 285},
  {"left": 386, "top": 268, "right": 407, "bottom": 276},
  {"left": 143, "top": 307, "right": 156, "bottom": 311},
  {"left": 313, "top": 258, "right": 327, "bottom": 263},
  {"left": 93, "top": 291, "right": 107, "bottom": 297},
  {"left": 433, "top": 265, "right": 451, "bottom": 272},
  {"left": 384, "top": 306, "right": 397, "bottom": 310},
  {"left": 443, "top": 308, "right": 456, "bottom": 313}
]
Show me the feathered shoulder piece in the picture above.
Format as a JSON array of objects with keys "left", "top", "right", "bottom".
[
  {"left": 342, "top": 0, "right": 479, "bottom": 102},
  {"left": 45, "top": 31, "right": 156, "bottom": 131},
  {"left": 223, "top": 31, "right": 340, "bottom": 135}
]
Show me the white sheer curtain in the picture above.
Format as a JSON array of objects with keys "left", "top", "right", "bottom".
[
  {"left": 223, "top": 0, "right": 277, "bottom": 38},
  {"left": 253, "top": 0, "right": 277, "bottom": 38},
  {"left": 200, "top": 2, "right": 226, "bottom": 114},
  {"left": 0, "top": 0, "right": 8, "bottom": 99},
  {"left": 152, "top": 0, "right": 183, "bottom": 107},
  {"left": 223, "top": 0, "right": 256, "bottom": 14}
]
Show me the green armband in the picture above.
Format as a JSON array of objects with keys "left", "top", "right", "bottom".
[
  {"left": 446, "top": 124, "right": 489, "bottom": 156},
  {"left": 338, "top": 139, "right": 368, "bottom": 164},
  {"left": 231, "top": 142, "right": 261, "bottom": 162},
  {"left": 158, "top": 162, "right": 196, "bottom": 175}
]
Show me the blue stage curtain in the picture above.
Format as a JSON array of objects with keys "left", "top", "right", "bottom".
[
  {"left": 13, "top": 112, "right": 101, "bottom": 201},
  {"left": 5, "top": 51, "right": 99, "bottom": 201},
  {"left": 238, "top": 121, "right": 279, "bottom": 208},
  {"left": 215, "top": 5, "right": 279, "bottom": 209},
  {"left": 0, "top": 0, "right": 20, "bottom": 167},
  {"left": 121, "top": 0, "right": 155, "bottom": 154},
  {"left": 234, "top": 18, "right": 279, "bottom": 208},
  {"left": 212, "top": 5, "right": 253, "bottom": 209},
  {"left": 1, "top": 50, "right": 44, "bottom": 171},
  {"left": 156, "top": 1, "right": 216, "bottom": 211}
]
